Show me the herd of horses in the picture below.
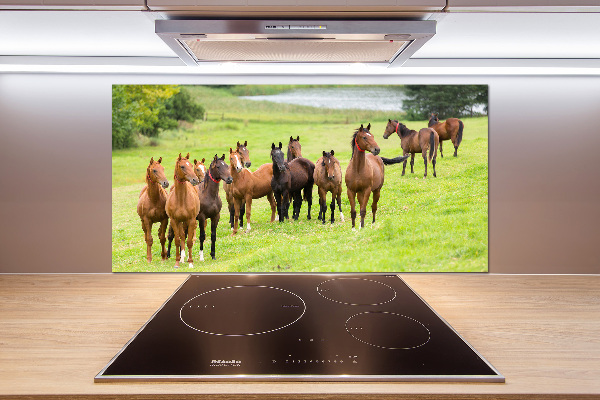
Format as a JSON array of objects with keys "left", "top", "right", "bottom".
[{"left": 136, "top": 114, "right": 464, "bottom": 268}]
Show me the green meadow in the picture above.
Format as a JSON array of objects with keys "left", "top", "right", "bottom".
[{"left": 112, "top": 85, "right": 488, "bottom": 273}]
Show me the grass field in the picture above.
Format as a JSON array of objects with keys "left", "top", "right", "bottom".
[{"left": 112, "top": 85, "right": 488, "bottom": 273}]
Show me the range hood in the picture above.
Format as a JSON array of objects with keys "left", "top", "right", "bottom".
[{"left": 155, "top": 19, "right": 436, "bottom": 68}]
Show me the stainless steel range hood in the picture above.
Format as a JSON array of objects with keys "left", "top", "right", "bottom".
[{"left": 155, "top": 19, "right": 436, "bottom": 68}]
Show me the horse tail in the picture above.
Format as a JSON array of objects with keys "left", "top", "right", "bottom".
[
  {"left": 429, "top": 130, "right": 435, "bottom": 163},
  {"left": 381, "top": 154, "right": 410, "bottom": 165},
  {"left": 303, "top": 160, "right": 316, "bottom": 201},
  {"left": 457, "top": 120, "right": 464, "bottom": 147}
]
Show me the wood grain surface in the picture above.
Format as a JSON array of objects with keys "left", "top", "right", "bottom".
[{"left": 0, "top": 273, "right": 598, "bottom": 400}]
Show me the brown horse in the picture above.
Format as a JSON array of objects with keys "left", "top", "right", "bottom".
[
  {"left": 345, "top": 124, "right": 409, "bottom": 230},
  {"left": 166, "top": 157, "right": 207, "bottom": 259},
  {"left": 314, "top": 150, "right": 344, "bottom": 224},
  {"left": 428, "top": 113, "right": 464, "bottom": 157},
  {"left": 225, "top": 141, "right": 250, "bottom": 228},
  {"left": 165, "top": 153, "right": 200, "bottom": 268},
  {"left": 197, "top": 154, "right": 233, "bottom": 261},
  {"left": 383, "top": 119, "right": 439, "bottom": 178},
  {"left": 193, "top": 158, "right": 206, "bottom": 192},
  {"left": 229, "top": 149, "right": 277, "bottom": 235},
  {"left": 287, "top": 136, "right": 302, "bottom": 162},
  {"left": 137, "top": 157, "right": 169, "bottom": 262}
]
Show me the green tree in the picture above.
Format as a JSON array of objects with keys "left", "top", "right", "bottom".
[{"left": 403, "top": 85, "right": 488, "bottom": 121}]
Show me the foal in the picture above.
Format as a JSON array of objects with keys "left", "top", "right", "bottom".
[
  {"left": 287, "top": 136, "right": 302, "bottom": 162},
  {"left": 384, "top": 119, "right": 439, "bottom": 178},
  {"left": 428, "top": 113, "right": 464, "bottom": 157},
  {"left": 314, "top": 150, "right": 344, "bottom": 224},
  {"left": 197, "top": 154, "right": 233, "bottom": 261},
  {"left": 165, "top": 153, "right": 200, "bottom": 268},
  {"left": 137, "top": 157, "right": 169, "bottom": 262}
]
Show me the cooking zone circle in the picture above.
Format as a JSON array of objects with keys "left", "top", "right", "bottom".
[
  {"left": 180, "top": 286, "right": 306, "bottom": 336},
  {"left": 346, "top": 311, "right": 431, "bottom": 349},
  {"left": 316, "top": 277, "right": 397, "bottom": 305}
]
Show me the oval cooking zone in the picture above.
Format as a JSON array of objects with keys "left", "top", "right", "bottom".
[
  {"left": 180, "top": 285, "right": 306, "bottom": 336},
  {"left": 316, "top": 277, "right": 397, "bottom": 305}
]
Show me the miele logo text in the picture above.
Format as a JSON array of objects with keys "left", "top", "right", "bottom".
[{"left": 210, "top": 359, "right": 242, "bottom": 367}]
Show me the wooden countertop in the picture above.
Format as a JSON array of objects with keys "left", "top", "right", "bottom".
[{"left": 0, "top": 273, "right": 598, "bottom": 400}]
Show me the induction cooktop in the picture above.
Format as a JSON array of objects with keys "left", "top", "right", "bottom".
[{"left": 95, "top": 274, "right": 504, "bottom": 382}]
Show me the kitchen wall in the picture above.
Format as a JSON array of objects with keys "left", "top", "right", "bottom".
[{"left": 1, "top": 72, "right": 598, "bottom": 274}]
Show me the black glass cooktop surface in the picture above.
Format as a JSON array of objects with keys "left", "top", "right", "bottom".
[{"left": 95, "top": 274, "right": 503, "bottom": 382}]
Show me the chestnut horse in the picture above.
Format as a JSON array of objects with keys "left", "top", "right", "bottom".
[
  {"left": 165, "top": 153, "right": 200, "bottom": 268},
  {"left": 383, "top": 119, "right": 439, "bottom": 178},
  {"left": 345, "top": 124, "right": 409, "bottom": 230},
  {"left": 166, "top": 157, "right": 207, "bottom": 259},
  {"left": 287, "top": 136, "right": 302, "bottom": 162},
  {"left": 225, "top": 141, "right": 250, "bottom": 229},
  {"left": 314, "top": 150, "right": 344, "bottom": 224},
  {"left": 229, "top": 149, "right": 277, "bottom": 235},
  {"left": 137, "top": 157, "right": 169, "bottom": 262},
  {"left": 270, "top": 143, "right": 291, "bottom": 222},
  {"left": 197, "top": 154, "right": 233, "bottom": 261},
  {"left": 428, "top": 113, "right": 464, "bottom": 157}
]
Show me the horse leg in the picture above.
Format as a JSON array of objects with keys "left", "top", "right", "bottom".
[
  {"left": 336, "top": 187, "right": 344, "bottom": 222},
  {"left": 329, "top": 193, "right": 336, "bottom": 224},
  {"left": 198, "top": 215, "right": 206, "bottom": 262},
  {"left": 439, "top": 140, "right": 444, "bottom": 158},
  {"left": 141, "top": 217, "right": 153, "bottom": 262},
  {"left": 267, "top": 192, "right": 277, "bottom": 223},
  {"left": 166, "top": 222, "right": 174, "bottom": 258},
  {"left": 305, "top": 183, "right": 313, "bottom": 220},
  {"left": 451, "top": 134, "right": 458, "bottom": 157},
  {"left": 358, "top": 188, "right": 371, "bottom": 228},
  {"left": 229, "top": 202, "right": 235, "bottom": 229},
  {"left": 422, "top": 150, "right": 428, "bottom": 178},
  {"left": 232, "top": 198, "right": 241, "bottom": 236},
  {"left": 186, "top": 219, "right": 196, "bottom": 268},
  {"left": 402, "top": 154, "right": 408, "bottom": 176},
  {"left": 173, "top": 221, "right": 182, "bottom": 268},
  {"left": 292, "top": 190, "right": 302, "bottom": 221},
  {"left": 210, "top": 214, "right": 219, "bottom": 260},
  {"left": 410, "top": 153, "right": 415, "bottom": 174},
  {"left": 245, "top": 194, "right": 253, "bottom": 233},
  {"left": 283, "top": 188, "right": 290, "bottom": 220},
  {"left": 274, "top": 189, "right": 282, "bottom": 223},
  {"left": 371, "top": 189, "right": 380, "bottom": 224},
  {"left": 318, "top": 187, "right": 326, "bottom": 224},
  {"left": 347, "top": 188, "right": 357, "bottom": 230},
  {"left": 159, "top": 218, "right": 168, "bottom": 260},
  {"left": 357, "top": 189, "right": 370, "bottom": 229},
  {"left": 240, "top": 201, "right": 246, "bottom": 227},
  {"left": 433, "top": 154, "right": 437, "bottom": 177}
]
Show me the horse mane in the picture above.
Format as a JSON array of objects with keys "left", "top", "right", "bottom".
[
  {"left": 350, "top": 130, "right": 359, "bottom": 160},
  {"left": 286, "top": 146, "right": 292, "bottom": 162}
]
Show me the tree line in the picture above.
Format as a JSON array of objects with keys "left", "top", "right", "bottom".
[{"left": 112, "top": 85, "right": 205, "bottom": 149}]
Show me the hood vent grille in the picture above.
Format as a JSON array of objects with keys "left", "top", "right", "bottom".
[{"left": 156, "top": 19, "right": 436, "bottom": 67}]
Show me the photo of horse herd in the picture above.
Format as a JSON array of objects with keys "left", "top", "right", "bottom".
[{"left": 136, "top": 113, "right": 464, "bottom": 269}]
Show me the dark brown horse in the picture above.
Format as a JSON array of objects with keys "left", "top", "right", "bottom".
[
  {"left": 314, "top": 150, "right": 344, "bottom": 224},
  {"left": 345, "top": 124, "right": 409, "bottom": 230},
  {"left": 270, "top": 142, "right": 291, "bottom": 222},
  {"left": 287, "top": 136, "right": 302, "bottom": 162},
  {"left": 428, "top": 113, "right": 464, "bottom": 157},
  {"left": 137, "top": 157, "right": 169, "bottom": 262},
  {"left": 383, "top": 119, "right": 439, "bottom": 178},
  {"left": 197, "top": 154, "right": 233, "bottom": 261},
  {"left": 225, "top": 141, "right": 250, "bottom": 228},
  {"left": 165, "top": 153, "right": 200, "bottom": 268},
  {"left": 287, "top": 155, "right": 315, "bottom": 221},
  {"left": 229, "top": 149, "right": 277, "bottom": 235}
]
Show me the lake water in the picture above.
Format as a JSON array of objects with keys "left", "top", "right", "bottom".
[{"left": 240, "top": 86, "right": 407, "bottom": 112}]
